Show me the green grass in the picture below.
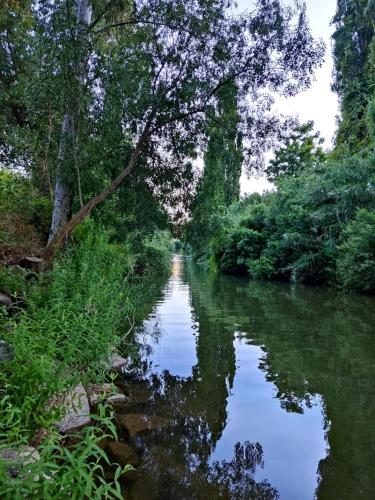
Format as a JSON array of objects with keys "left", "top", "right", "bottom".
[{"left": 0, "top": 221, "right": 171, "bottom": 497}]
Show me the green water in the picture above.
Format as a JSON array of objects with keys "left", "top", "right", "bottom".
[{"left": 122, "top": 255, "right": 375, "bottom": 499}]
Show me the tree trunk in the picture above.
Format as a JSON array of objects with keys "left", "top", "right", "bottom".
[
  {"left": 44, "top": 121, "right": 152, "bottom": 259},
  {"left": 49, "top": 115, "right": 73, "bottom": 241},
  {"left": 48, "top": 0, "right": 92, "bottom": 244}
]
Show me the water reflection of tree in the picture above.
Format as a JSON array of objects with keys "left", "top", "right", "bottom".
[
  {"left": 125, "top": 363, "right": 278, "bottom": 499},
  {"left": 127, "top": 259, "right": 279, "bottom": 498},
  {"left": 138, "top": 440, "right": 279, "bottom": 500},
  {"left": 184, "top": 262, "right": 375, "bottom": 500},
  {"left": 127, "top": 368, "right": 279, "bottom": 499}
]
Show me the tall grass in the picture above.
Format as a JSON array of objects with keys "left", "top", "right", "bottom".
[{"left": 0, "top": 221, "right": 172, "bottom": 496}]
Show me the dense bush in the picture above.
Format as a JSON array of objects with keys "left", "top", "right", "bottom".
[
  {"left": 1, "top": 225, "right": 132, "bottom": 439},
  {"left": 132, "top": 229, "right": 172, "bottom": 276},
  {"left": 337, "top": 209, "right": 375, "bottom": 292},
  {"left": 213, "top": 227, "right": 265, "bottom": 273},
  {"left": 197, "top": 153, "right": 375, "bottom": 292},
  {"left": 0, "top": 170, "right": 52, "bottom": 236},
  {"left": 0, "top": 170, "right": 52, "bottom": 261}
]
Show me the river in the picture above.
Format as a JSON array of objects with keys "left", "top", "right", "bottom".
[{"left": 118, "top": 254, "right": 375, "bottom": 499}]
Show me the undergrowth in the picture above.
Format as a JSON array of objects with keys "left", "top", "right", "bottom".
[{"left": 0, "top": 220, "right": 171, "bottom": 497}]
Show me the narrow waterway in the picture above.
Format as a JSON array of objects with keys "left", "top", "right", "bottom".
[{"left": 119, "top": 254, "right": 375, "bottom": 499}]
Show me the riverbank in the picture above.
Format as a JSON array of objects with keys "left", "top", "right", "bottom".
[{"left": 0, "top": 223, "right": 171, "bottom": 497}]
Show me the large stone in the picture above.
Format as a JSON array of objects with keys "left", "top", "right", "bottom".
[
  {"left": 18, "top": 256, "right": 44, "bottom": 272},
  {"left": 87, "top": 383, "right": 129, "bottom": 409},
  {"left": 0, "top": 446, "right": 40, "bottom": 477},
  {"left": 107, "top": 393, "right": 129, "bottom": 408},
  {"left": 0, "top": 446, "right": 40, "bottom": 464},
  {"left": 0, "top": 292, "right": 12, "bottom": 307},
  {"left": 0, "top": 341, "right": 14, "bottom": 362},
  {"left": 105, "top": 441, "right": 140, "bottom": 467},
  {"left": 105, "top": 351, "right": 128, "bottom": 371},
  {"left": 55, "top": 383, "right": 91, "bottom": 434},
  {"left": 117, "top": 414, "right": 168, "bottom": 437},
  {"left": 87, "top": 383, "right": 113, "bottom": 407},
  {"left": 88, "top": 383, "right": 113, "bottom": 395}
]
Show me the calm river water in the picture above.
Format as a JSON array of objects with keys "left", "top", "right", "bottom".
[{"left": 122, "top": 254, "right": 375, "bottom": 499}]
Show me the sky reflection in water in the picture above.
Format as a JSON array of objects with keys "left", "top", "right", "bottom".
[{"left": 131, "top": 254, "right": 375, "bottom": 500}]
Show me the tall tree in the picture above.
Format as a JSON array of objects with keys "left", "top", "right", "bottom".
[
  {"left": 211, "top": 82, "right": 243, "bottom": 207},
  {"left": 27, "top": 0, "right": 323, "bottom": 256},
  {"left": 366, "top": 33, "right": 375, "bottom": 142},
  {"left": 0, "top": 0, "right": 33, "bottom": 162},
  {"left": 187, "top": 81, "right": 242, "bottom": 256},
  {"left": 265, "top": 121, "right": 325, "bottom": 182},
  {"left": 48, "top": 0, "right": 92, "bottom": 243},
  {"left": 332, "top": 0, "right": 375, "bottom": 151}
]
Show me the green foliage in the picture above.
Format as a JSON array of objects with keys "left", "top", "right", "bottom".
[
  {"left": 0, "top": 410, "right": 130, "bottom": 499},
  {"left": 0, "top": 266, "right": 29, "bottom": 298},
  {"left": 125, "top": 227, "right": 172, "bottom": 277},
  {"left": 0, "top": 219, "right": 170, "bottom": 496},
  {"left": 138, "top": 230, "right": 173, "bottom": 276},
  {"left": 214, "top": 227, "right": 265, "bottom": 274},
  {"left": 0, "top": 221, "right": 170, "bottom": 439},
  {"left": 265, "top": 121, "right": 326, "bottom": 182},
  {"left": 332, "top": 0, "right": 375, "bottom": 151},
  {"left": 1, "top": 227, "right": 127, "bottom": 440},
  {"left": 0, "top": 170, "right": 51, "bottom": 233},
  {"left": 186, "top": 82, "right": 243, "bottom": 258},
  {"left": 0, "top": 0, "right": 32, "bottom": 132},
  {"left": 337, "top": 209, "right": 375, "bottom": 292},
  {"left": 0, "top": 168, "right": 51, "bottom": 264},
  {"left": 204, "top": 153, "right": 375, "bottom": 292},
  {"left": 0, "top": 170, "right": 52, "bottom": 260},
  {"left": 247, "top": 256, "right": 275, "bottom": 281},
  {"left": 2, "top": 0, "right": 324, "bottom": 244}
]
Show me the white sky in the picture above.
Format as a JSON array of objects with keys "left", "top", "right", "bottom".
[{"left": 238, "top": 0, "right": 339, "bottom": 195}]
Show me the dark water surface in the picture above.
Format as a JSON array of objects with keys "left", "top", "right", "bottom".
[{"left": 121, "top": 254, "right": 375, "bottom": 499}]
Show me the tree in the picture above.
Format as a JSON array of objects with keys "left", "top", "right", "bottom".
[
  {"left": 209, "top": 81, "right": 243, "bottom": 208},
  {"left": 186, "top": 81, "right": 243, "bottom": 256},
  {"left": 0, "top": 0, "right": 33, "bottom": 165},
  {"left": 366, "top": 36, "right": 375, "bottom": 142},
  {"left": 332, "top": 0, "right": 375, "bottom": 151},
  {"left": 26, "top": 0, "right": 323, "bottom": 256},
  {"left": 265, "top": 121, "right": 325, "bottom": 182},
  {"left": 337, "top": 209, "right": 375, "bottom": 292},
  {"left": 47, "top": 0, "right": 92, "bottom": 243}
]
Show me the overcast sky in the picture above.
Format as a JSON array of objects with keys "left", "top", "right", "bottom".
[{"left": 238, "top": 0, "right": 339, "bottom": 194}]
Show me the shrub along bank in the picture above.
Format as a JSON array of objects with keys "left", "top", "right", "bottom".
[
  {"left": 0, "top": 218, "right": 171, "bottom": 497},
  {"left": 194, "top": 153, "right": 375, "bottom": 293}
]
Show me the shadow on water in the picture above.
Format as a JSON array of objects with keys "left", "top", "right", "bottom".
[{"left": 116, "top": 255, "right": 375, "bottom": 500}]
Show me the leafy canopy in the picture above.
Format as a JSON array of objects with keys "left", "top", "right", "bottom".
[{"left": 265, "top": 121, "right": 325, "bottom": 182}]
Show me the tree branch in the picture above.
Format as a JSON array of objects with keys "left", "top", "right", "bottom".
[
  {"left": 89, "top": 0, "right": 113, "bottom": 30},
  {"left": 44, "top": 112, "right": 155, "bottom": 257},
  {"left": 93, "top": 18, "right": 194, "bottom": 35}
]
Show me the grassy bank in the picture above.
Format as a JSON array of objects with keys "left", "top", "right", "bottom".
[{"left": 0, "top": 220, "right": 171, "bottom": 497}]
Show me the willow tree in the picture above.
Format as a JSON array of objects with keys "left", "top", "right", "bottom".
[
  {"left": 41, "top": 0, "right": 323, "bottom": 256},
  {"left": 186, "top": 81, "right": 243, "bottom": 256}
]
